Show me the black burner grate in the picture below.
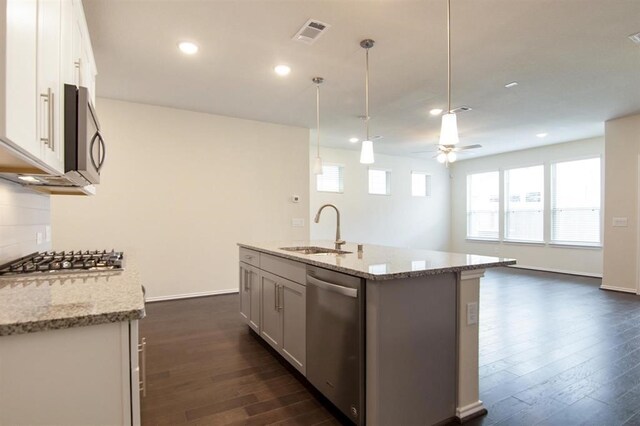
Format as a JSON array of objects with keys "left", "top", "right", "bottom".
[{"left": 0, "top": 250, "right": 124, "bottom": 276}]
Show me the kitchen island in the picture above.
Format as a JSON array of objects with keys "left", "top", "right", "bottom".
[
  {"left": 238, "top": 240, "right": 515, "bottom": 425},
  {"left": 0, "top": 269, "right": 145, "bottom": 425}
]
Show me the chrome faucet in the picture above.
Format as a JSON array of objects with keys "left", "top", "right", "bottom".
[{"left": 314, "top": 204, "right": 346, "bottom": 250}]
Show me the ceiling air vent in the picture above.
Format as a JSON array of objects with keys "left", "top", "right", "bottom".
[
  {"left": 293, "top": 19, "right": 331, "bottom": 45},
  {"left": 629, "top": 32, "right": 640, "bottom": 45},
  {"left": 451, "top": 106, "right": 473, "bottom": 114}
]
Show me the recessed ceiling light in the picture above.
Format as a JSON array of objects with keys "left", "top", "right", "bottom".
[
  {"left": 429, "top": 108, "right": 443, "bottom": 116},
  {"left": 274, "top": 65, "right": 291, "bottom": 76},
  {"left": 178, "top": 41, "right": 198, "bottom": 55},
  {"left": 629, "top": 32, "right": 640, "bottom": 44},
  {"left": 505, "top": 81, "right": 519, "bottom": 88},
  {"left": 536, "top": 132, "right": 548, "bottom": 138},
  {"left": 349, "top": 137, "right": 359, "bottom": 143}
]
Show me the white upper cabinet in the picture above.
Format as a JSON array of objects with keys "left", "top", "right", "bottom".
[
  {"left": 3, "top": 0, "right": 39, "bottom": 159},
  {"left": 0, "top": 0, "right": 96, "bottom": 175},
  {"left": 37, "top": 0, "right": 63, "bottom": 172}
]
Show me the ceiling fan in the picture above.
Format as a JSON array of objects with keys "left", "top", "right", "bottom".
[{"left": 412, "top": 143, "right": 482, "bottom": 166}]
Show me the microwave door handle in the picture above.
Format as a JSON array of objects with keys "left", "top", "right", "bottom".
[
  {"left": 89, "top": 132, "right": 100, "bottom": 172},
  {"left": 97, "top": 134, "right": 106, "bottom": 172}
]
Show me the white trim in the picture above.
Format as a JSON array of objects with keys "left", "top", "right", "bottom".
[
  {"left": 509, "top": 264, "right": 602, "bottom": 278},
  {"left": 637, "top": 153, "right": 640, "bottom": 295},
  {"left": 459, "top": 269, "right": 486, "bottom": 281},
  {"left": 600, "top": 284, "right": 637, "bottom": 294},
  {"left": 502, "top": 239, "right": 545, "bottom": 246},
  {"left": 146, "top": 288, "right": 238, "bottom": 302},
  {"left": 456, "top": 400, "right": 486, "bottom": 420}
]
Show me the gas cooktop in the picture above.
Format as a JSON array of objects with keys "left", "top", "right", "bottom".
[{"left": 0, "top": 250, "right": 124, "bottom": 276}]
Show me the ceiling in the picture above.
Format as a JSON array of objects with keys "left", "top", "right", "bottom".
[{"left": 84, "top": 0, "right": 640, "bottom": 160}]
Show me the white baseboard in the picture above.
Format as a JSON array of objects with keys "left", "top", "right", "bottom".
[
  {"left": 456, "top": 400, "right": 486, "bottom": 420},
  {"left": 146, "top": 288, "right": 238, "bottom": 302},
  {"left": 508, "top": 264, "right": 602, "bottom": 278},
  {"left": 600, "top": 284, "right": 638, "bottom": 294}
]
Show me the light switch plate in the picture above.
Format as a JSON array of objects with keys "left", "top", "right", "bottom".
[
  {"left": 613, "top": 217, "right": 628, "bottom": 227},
  {"left": 291, "top": 218, "right": 305, "bottom": 227},
  {"left": 36, "top": 232, "right": 43, "bottom": 245},
  {"left": 467, "top": 302, "right": 478, "bottom": 325},
  {"left": 45, "top": 225, "right": 51, "bottom": 242}
]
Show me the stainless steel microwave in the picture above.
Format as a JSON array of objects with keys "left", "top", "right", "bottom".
[{"left": 64, "top": 84, "right": 104, "bottom": 185}]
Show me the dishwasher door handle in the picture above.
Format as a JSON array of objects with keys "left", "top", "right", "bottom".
[{"left": 307, "top": 275, "right": 358, "bottom": 298}]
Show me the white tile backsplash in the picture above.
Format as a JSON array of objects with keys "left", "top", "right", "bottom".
[{"left": 0, "top": 179, "right": 51, "bottom": 264}]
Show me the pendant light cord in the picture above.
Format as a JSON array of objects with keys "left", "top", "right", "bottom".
[
  {"left": 447, "top": 0, "right": 452, "bottom": 114},
  {"left": 316, "top": 83, "right": 320, "bottom": 157},
  {"left": 365, "top": 46, "right": 370, "bottom": 141}
]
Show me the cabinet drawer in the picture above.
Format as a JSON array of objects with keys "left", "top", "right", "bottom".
[
  {"left": 260, "top": 253, "right": 306, "bottom": 285},
  {"left": 239, "top": 248, "right": 260, "bottom": 267}
]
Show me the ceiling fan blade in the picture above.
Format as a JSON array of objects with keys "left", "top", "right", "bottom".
[
  {"left": 411, "top": 147, "right": 439, "bottom": 154},
  {"left": 454, "top": 144, "right": 482, "bottom": 151}
]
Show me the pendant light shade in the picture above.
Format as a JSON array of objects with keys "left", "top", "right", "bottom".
[
  {"left": 312, "top": 77, "right": 324, "bottom": 175},
  {"left": 360, "top": 39, "right": 375, "bottom": 164},
  {"left": 313, "top": 156, "right": 323, "bottom": 174},
  {"left": 439, "top": 0, "right": 460, "bottom": 146},
  {"left": 439, "top": 113, "right": 459, "bottom": 145},
  {"left": 360, "top": 140, "right": 374, "bottom": 164}
]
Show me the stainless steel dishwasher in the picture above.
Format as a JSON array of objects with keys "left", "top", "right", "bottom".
[{"left": 306, "top": 265, "right": 364, "bottom": 425}]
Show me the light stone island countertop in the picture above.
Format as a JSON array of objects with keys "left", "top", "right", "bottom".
[
  {"left": 238, "top": 240, "right": 516, "bottom": 281},
  {"left": 0, "top": 269, "right": 145, "bottom": 336}
]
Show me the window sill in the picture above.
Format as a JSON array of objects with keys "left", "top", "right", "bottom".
[
  {"left": 549, "top": 242, "right": 602, "bottom": 250},
  {"left": 316, "top": 190, "right": 344, "bottom": 194},
  {"left": 503, "top": 240, "right": 546, "bottom": 247},
  {"left": 465, "top": 238, "right": 499, "bottom": 243}
]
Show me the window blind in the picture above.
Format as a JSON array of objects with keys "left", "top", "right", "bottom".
[
  {"left": 316, "top": 164, "right": 344, "bottom": 193},
  {"left": 551, "top": 158, "right": 600, "bottom": 244},
  {"left": 504, "top": 165, "right": 544, "bottom": 242},
  {"left": 467, "top": 171, "right": 499, "bottom": 239}
]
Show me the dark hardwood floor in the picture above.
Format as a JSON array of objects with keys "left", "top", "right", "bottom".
[{"left": 141, "top": 267, "right": 640, "bottom": 425}]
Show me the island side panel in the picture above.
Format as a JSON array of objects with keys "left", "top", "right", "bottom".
[
  {"left": 366, "top": 273, "right": 457, "bottom": 425},
  {"left": 456, "top": 269, "right": 487, "bottom": 420}
]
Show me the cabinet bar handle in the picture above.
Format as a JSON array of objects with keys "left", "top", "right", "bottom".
[
  {"left": 278, "top": 285, "right": 284, "bottom": 311},
  {"left": 39, "top": 88, "right": 52, "bottom": 148},
  {"left": 138, "top": 337, "right": 147, "bottom": 397},
  {"left": 274, "top": 284, "right": 279, "bottom": 310}
]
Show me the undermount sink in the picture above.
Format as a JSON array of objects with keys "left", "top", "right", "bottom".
[{"left": 280, "top": 246, "right": 352, "bottom": 255}]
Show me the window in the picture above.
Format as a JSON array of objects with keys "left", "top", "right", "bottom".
[
  {"left": 504, "top": 165, "right": 544, "bottom": 242},
  {"left": 368, "top": 169, "right": 390, "bottom": 195},
  {"left": 411, "top": 172, "right": 431, "bottom": 197},
  {"left": 467, "top": 171, "right": 499, "bottom": 239},
  {"left": 316, "top": 164, "right": 344, "bottom": 193},
  {"left": 551, "top": 158, "right": 601, "bottom": 245}
]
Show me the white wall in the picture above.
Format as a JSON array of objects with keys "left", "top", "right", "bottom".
[
  {"left": 52, "top": 98, "right": 310, "bottom": 300},
  {"left": 603, "top": 113, "right": 640, "bottom": 293},
  {"left": 450, "top": 137, "right": 604, "bottom": 277},
  {"left": 309, "top": 147, "right": 450, "bottom": 251},
  {"left": 0, "top": 179, "right": 50, "bottom": 264}
]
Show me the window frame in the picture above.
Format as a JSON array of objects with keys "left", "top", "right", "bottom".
[
  {"left": 368, "top": 167, "right": 391, "bottom": 196},
  {"left": 466, "top": 170, "right": 500, "bottom": 241},
  {"left": 411, "top": 171, "right": 432, "bottom": 198},
  {"left": 315, "top": 163, "right": 345, "bottom": 194},
  {"left": 503, "top": 164, "right": 545, "bottom": 243},
  {"left": 549, "top": 156, "right": 603, "bottom": 247}
]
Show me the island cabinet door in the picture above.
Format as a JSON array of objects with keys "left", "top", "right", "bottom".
[
  {"left": 247, "top": 265, "right": 261, "bottom": 333},
  {"left": 239, "top": 263, "right": 251, "bottom": 323},
  {"left": 260, "top": 271, "right": 283, "bottom": 350},
  {"left": 281, "top": 280, "right": 306, "bottom": 375}
]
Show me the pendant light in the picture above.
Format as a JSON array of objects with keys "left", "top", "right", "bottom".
[
  {"left": 360, "top": 39, "right": 375, "bottom": 164},
  {"left": 439, "top": 0, "right": 460, "bottom": 146},
  {"left": 312, "top": 77, "right": 324, "bottom": 175}
]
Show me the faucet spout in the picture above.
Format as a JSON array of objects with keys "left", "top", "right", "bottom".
[{"left": 314, "top": 204, "right": 345, "bottom": 250}]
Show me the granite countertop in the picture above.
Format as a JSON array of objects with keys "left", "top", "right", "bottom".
[
  {"left": 238, "top": 240, "right": 516, "bottom": 281},
  {"left": 0, "top": 269, "right": 145, "bottom": 336}
]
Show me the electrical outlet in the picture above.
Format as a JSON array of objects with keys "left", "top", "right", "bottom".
[
  {"left": 45, "top": 225, "right": 51, "bottom": 242},
  {"left": 36, "top": 232, "right": 43, "bottom": 245},
  {"left": 467, "top": 302, "right": 478, "bottom": 325},
  {"left": 291, "top": 218, "right": 305, "bottom": 227}
]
